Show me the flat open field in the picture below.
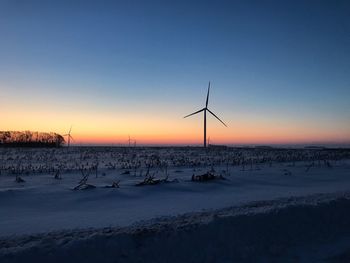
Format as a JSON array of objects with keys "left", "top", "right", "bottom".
[{"left": 1, "top": 147, "right": 350, "bottom": 262}]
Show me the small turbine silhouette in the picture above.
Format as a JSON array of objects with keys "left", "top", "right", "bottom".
[
  {"left": 63, "top": 126, "right": 74, "bottom": 148},
  {"left": 126, "top": 135, "right": 136, "bottom": 147}
]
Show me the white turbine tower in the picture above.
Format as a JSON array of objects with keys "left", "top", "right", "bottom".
[{"left": 184, "top": 82, "right": 227, "bottom": 148}]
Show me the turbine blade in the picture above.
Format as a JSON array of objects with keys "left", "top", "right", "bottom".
[
  {"left": 69, "top": 125, "right": 72, "bottom": 134},
  {"left": 205, "top": 81, "right": 210, "bottom": 108},
  {"left": 69, "top": 135, "right": 75, "bottom": 141},
  {"left": 207, "top": 108, "right": 227, "bottom": 127},
  {"left": 183, "top": 108, "right": 205, "bottom": 118}
]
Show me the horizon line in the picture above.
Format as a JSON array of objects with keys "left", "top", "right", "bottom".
[{"left": 67, "top": 142, "right": 350, "bottom": 148}]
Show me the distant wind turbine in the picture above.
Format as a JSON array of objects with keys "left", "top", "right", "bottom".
[
  {"left": 184, "top": 82, "right": 227, "bottom": 148},
  {"left": 127, "top": 135, "right": 136, "bottom": 147},
  {"left": 63, "top": 126, "right": 74, "bottom": 148}
]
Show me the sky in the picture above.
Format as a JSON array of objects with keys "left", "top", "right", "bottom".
[{"left": 0, "top": 0, "right": 349, "bottom": 146}]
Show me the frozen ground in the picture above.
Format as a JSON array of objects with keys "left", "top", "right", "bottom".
[{"left": 1, "top": 147, "right": 350, "bottom": 262}]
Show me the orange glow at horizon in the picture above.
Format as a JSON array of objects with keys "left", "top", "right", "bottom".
[
  {"left": 76, "top": 128, "right": 350, "bottom": 145},
  {"left": 1, "top": 100, "right": 349, "bottom": 146}
]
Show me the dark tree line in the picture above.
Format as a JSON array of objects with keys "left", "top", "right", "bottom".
[{"left": 0, "top": 131, "right": 65, "bottom": 147}]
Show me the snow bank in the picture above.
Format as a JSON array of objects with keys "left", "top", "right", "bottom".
[{"left": 2, "top": 192, "right": 350, "bottom": 263}]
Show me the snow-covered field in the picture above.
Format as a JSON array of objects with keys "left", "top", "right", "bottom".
[{"left": 1, "top": 147, "right": 350, "bottom": 262}]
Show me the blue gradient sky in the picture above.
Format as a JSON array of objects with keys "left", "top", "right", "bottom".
[{"left": 0, "top": 0, "right": 349, "bottom": 145}]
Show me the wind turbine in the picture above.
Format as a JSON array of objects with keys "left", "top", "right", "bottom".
[
  {"left": 63, "top": 126, "right": 74, "bottom": 148},
  {"left": 126, "top": 135, "right": 136, "bottom": 148},
  {"left": 184, "top": 82, "right": 227, "bottom": 148}
]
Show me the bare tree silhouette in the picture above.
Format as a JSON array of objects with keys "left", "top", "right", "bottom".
[{"left": 0, "top": 131, "right": 65, "bottom": 147}]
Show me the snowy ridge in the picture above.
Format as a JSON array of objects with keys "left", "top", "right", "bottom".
[
  {"left": 133, "top": 190, "right": 350, "bottom": 230},
  {"left": 2, "top": 191, "right": 350, "bottom": 262}
]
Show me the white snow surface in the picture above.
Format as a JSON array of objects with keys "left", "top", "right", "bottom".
[
  {"left": 1, "top": 147, "right": 350, "bottom": 262},
  {"left": 0, "top": 147, "right": 349, "bottom": 237}
]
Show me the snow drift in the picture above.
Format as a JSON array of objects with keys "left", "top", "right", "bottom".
[{"left": 2, "top": 192, "right": 350, "bottom": 263}]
